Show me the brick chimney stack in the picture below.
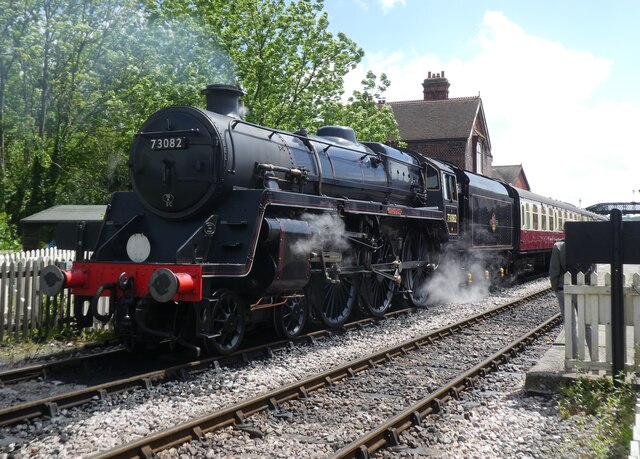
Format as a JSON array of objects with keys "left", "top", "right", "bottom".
[{"left": 422, "top": 71, "right": 450, "bottom": 101}]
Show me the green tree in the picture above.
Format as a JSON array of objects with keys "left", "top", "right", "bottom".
[
  {"left": 0, "top": 0, "right": 37, "bottom": 213},
  {"left": 321, "top": 70, "right": 400, "bottom": 143},
  {"left": 155, "top": 0, "right": 364, "bottom": 132},
  {"left": 1, "top": 0, "right": 234, "bottom": 231},
  {"left": 1, "top": 0, "right": 400, "bottom": 250}
]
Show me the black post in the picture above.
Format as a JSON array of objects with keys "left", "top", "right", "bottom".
[
  {"left": 76, "top": 222, "right": 86, "bottom": 262},
  {"left": 610, "top": 209, "right": 624, "bottom": 384}
]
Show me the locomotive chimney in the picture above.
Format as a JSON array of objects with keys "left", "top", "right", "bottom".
[
  {"left": 422, "top": 71, "right": 450, "bottom": 101},
  {"left": 201, "top": 84, "right": 244, "bottom": 118}
]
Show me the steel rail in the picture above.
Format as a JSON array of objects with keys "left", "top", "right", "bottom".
[
  {"left": 0, "top": 347, "right": 126, "bottom": 385},
  {"left": 0, "top": 307, "right": 414, "bottom": 427},
  {"left": 91, "top": 287, "right": 552, "bottom": 459},
  {"left": 332, "top": 313, "right": 561, "bottom": 458}
]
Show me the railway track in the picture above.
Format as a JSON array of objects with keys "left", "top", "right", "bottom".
[
  {"left": 0, "top": 277, "right": 542, "bottom": 388},
  {"left": 90, "top": 287, "right": 556, "bottom": 459},
  {"left": 0, "top": 307, "right": 417, "bottom": 426},
  {"left": 0, "top": 347, "right": 127, "bottom": 385}
]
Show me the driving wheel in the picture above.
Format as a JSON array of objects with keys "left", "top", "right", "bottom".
[
  {"left": 402, "top": 229, "right": 436, "bottom": 307},
  {"left": 360, "top": 234, "right": 396, "bottom": 317}
]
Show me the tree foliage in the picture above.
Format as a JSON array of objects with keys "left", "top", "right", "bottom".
[
  {"left": 322, "top": 71, "right": 400, "bottom": 144},
  {"left": 0, "top": 0, "right": 233, "bottom": 237},
  {"left": 153, "top": 0, "right": 366, "bottom": 131},
  {"left": 0, "top": 0, "right": 400, "bottom": 249}
]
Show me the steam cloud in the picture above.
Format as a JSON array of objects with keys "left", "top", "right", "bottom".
[
  {"left": 291, "top": 212, "right": 349, "bottom": 256},
  {"left": 413, "top": 246, "right": 492, "bottom": 305},
  {"left": 290, "top": 212, "right": 497, "bottom": 307}
]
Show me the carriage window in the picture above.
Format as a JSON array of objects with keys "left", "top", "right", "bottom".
[
  {"left": 541, "top": 207, "right": 547, "bottom": 230},
  {"left": 532, "top": 204, "right": 539, "bottom": 229},
  {"left": 550, "top": 209, "right": 555, "bottom": 231},
  {"left": 426, "top": 165, "right": 439, "bottom": 190},
  {"left": 525, "top": 204, "right": 531, "bottom": 229}
]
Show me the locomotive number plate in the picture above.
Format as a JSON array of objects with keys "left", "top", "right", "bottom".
[{"left": 150, "top": 137, "right": 187, "bottom": 150}]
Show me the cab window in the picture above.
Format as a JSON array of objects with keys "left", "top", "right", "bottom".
[
  {"left": 442, "top": 174, "right": 457, "bottom": 201},
  {"left": 447, "top": 175, "right": 457, "bottom": 200},
  {"left": 425, "top": 165, "right": 439, "bottom": 190}
]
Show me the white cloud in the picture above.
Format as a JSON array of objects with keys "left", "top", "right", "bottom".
[
  {"left": 351, "top": 0, "right": 369, "bottom": 12},
  {"left": 378, "top": 0, "right": 406, "bottom": 14},
  {"left": 345, "top": 10, "right": 638, "bottom": 207}
]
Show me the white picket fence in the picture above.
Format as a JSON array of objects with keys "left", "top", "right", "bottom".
[
  {"left": 0, "top": 248, "right": 77, "bottom": 264},
  {"left": 0, "top": 248, "right": 89, "bottom": 341},
  {"left": 563, "top": 268, "right": 640, "bottom": 373}
]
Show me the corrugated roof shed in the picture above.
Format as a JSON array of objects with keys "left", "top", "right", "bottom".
[{"left": 21, "top": 205, "right": 106, "bottom": 223}]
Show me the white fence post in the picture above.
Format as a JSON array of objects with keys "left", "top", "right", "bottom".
[{"left": 565, "top": 267, "right": 640, "bottom": 374}]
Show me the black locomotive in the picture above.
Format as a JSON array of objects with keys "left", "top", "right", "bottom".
[
  {"left": 41, "top": 84, "right": 602, "bottom": 354},
  {"left": 42, "top": 85, "right": 451, "bottom": 354}
]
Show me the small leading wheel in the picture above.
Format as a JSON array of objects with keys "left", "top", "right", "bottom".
[
  {"left": 201, "top": 289, "right": 246, "bottom": 355},
  {"left": 402, "top": 229, "right": 436, "bottom": 307},
  {"left": 360, "top": 235, "right": 396, "bottom": 317},
  {"left": 273, "top": 294, "right": 308, "bottom": 340}
]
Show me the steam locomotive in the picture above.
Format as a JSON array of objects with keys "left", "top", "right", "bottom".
[{"left": 41, "top": 84, "right": 602, "bottom": 354}]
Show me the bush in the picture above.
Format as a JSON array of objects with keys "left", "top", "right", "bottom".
[
  {"left": 0, "top": 212, "right": 21, "bottom": 251},
  {"left": 558, "top": 375, "right": 636, "bottom": 458}
]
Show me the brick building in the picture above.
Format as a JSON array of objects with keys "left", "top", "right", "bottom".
[
  {"left": 387, "top": 71, "right": 530, "bottom": 190},
  {"left": 492, "top": 164, "right": 530, "bottom": 190}
]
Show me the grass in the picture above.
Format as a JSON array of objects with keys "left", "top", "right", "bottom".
[
  {"left": 0, "top": 325, "right": 115, "bottom": 364},
  {"left": 558, "top": 374, "right": 637, "bottom": 458}
]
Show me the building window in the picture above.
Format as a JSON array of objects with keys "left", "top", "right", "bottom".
[{"left": 476, "top": 140, "right": 483, "bottom": 174}]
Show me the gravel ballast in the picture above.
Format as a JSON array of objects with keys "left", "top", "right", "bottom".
[{"left": 0, "top": 279, "right": 597, "bottom": 458}]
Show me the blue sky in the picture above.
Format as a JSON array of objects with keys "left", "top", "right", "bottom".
[{"left": 323, "top": 0, "right": 640, "bottom": 207}]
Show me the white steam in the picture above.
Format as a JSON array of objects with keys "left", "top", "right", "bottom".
[
  {"left": 291, "top": 212, "right": 349, "bottom": 256},
  {"left": 413, "top": 247, "right": 492, "bottom": 305}
]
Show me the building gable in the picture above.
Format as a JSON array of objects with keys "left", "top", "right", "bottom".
[{"left": 387, "top": 72, "right": 491, "bottom": 173}]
